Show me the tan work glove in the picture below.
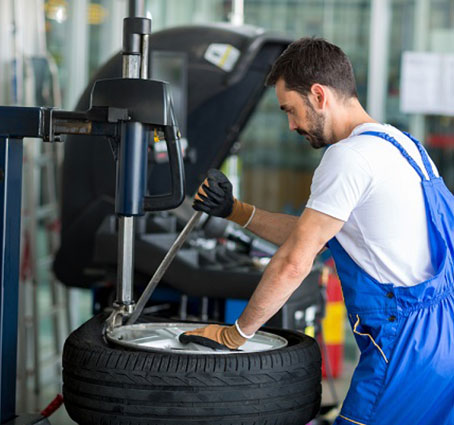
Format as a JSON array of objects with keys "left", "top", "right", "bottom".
[
  {"left": 181, "top": 324, "right": 247, "bottom": 350},
  {"left": 192, "top": 169, "right": 255, "bottom": 227}
]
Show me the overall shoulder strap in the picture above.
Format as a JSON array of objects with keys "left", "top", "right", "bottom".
[
  {"left": 402, "top": 131, "right": 436, "bottom": 180},
  {"left": 360, "top": 130, "right": 428, "bottom": 181}
]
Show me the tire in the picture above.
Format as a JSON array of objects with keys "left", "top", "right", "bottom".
[{"left": 62, "top": 314, "right": 321, "bottom": 425}]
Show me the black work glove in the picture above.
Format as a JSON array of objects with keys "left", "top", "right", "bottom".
[
  {"left": 193, "top": 169, "right": 255, "bottom": 226},
  {"left": 193, "top": 169, "right": 234, "bottom": 217}
]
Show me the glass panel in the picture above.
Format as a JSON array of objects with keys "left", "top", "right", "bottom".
[
  {"left": 424, "top": 1, "right": 454, "bottom": 190},
  {"left": 239, "top": 0, "right": 370, "bottom": 213},
  {"left": 147, "top": 0, "right": 227, "bottom": 31},
  {"left": 387, "top": 0, "right": 454, "bottom": 190}
]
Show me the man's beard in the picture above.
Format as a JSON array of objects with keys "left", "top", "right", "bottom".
[{"left": 297, "top": 103, "right": 328, "bottom": 149}]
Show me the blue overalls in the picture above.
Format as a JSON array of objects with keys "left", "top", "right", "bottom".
[{"left": 329, "top": 131, "right": 454, "bottom": 425}]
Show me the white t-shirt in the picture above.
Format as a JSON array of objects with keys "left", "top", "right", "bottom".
[{"left": 306, "top": 123, "right": 439, "bottom": 287}]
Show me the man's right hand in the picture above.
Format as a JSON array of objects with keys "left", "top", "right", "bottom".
[
  {"left": 193, "top": 169, "right": 255, "bottom": 227},
  {"left": 193, "top": 169, "right": 234, "bottom": 217}
]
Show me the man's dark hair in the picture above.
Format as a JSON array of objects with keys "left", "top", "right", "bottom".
[{"left": 265, "top": 37, "right": 358, "bottom": 99}]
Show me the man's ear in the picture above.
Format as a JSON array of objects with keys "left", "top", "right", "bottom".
[{"left": 309, "top": 84, "right": 327, "bottom": 111}]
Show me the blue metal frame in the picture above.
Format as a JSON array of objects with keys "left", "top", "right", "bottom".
[
  {"left": 0, "top": 107, "right": 45, "bottom": 138},
  {"left": 0, "top": 137, "right": 23, "bottom": 423}
]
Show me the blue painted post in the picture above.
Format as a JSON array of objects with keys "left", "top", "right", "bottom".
[
  {"left": 0, "top": 137, "right": 23, "bottom": 423},
  {"left": 224, "top": 299, "right": 248, "bottom": 325}
]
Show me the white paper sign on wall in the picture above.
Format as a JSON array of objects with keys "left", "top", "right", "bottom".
[{"left": 400, "top": 51, "right": 454, "bottom": 116}]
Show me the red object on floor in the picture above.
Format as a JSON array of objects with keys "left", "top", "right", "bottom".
[
  {"left": 320, "top": 258, "right": 345, "bottom": 379},
  {"left": 40, "top": 394, "right": 64, "bottom": 417}
]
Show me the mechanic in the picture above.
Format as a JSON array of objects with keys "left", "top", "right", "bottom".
[{"left": 182, "top": 37, "right": 454, "bottom": 424}]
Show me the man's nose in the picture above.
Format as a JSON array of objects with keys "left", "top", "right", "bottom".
[{"left": 288, "top": 118, "right": 297, "bottom": 131}]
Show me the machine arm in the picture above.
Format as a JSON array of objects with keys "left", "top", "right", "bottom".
[{"left": 0, "top": 106, "right": 122, "bottom": 142}]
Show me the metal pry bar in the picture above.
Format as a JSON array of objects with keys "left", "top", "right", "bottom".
[{"left": 125, "top": 210, "right": 203, "bottom": 326}]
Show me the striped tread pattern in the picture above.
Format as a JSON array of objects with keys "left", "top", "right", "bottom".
[{"left": 63, "top": 314, "right": 321, "bottom": 425}]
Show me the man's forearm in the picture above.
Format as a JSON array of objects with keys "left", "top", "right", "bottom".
[
  {"left": 246, "top": 208, "right": 299, "bottom": 246},
  {"left": 236, "top": 208, "right": 344, "bottom": 336},
  {"left": 237, "top": 253, "right": 313, "bottom": 335}
]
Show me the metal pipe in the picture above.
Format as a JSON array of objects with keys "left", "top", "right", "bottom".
[
  {"left": 64, "top": 0, "right": 89, "bottom": 110},
  {"left": 128, "top": 0, "right": 145, "bottom": 17},
  {"left": 0, "top": 137, "right": 24, "bottom": 422},
  {"left": 409, "top": 0, "right": 430, "bottom": 141},
  {"left": 126, "top": 211, "right": 203, "bottom": 325},
  {"left": 116, "top": 216, "right": 135, "bottom": 306},
  {"left": 367, "top": 0, "right": 391, "bottom": 123},
  {"left": 122, "top": 54, "right": 140, "bottom": 79},
  {"left": 231, "top": 0, "right": 244, "bottom": 26},
  {"left": 115, "top": 16, "right": 148, "bottom": 308},
  {"left": 140, "top": 34, "right": 150, "bottom": 79}
]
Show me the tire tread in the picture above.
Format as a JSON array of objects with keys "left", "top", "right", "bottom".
[{"left": 63, "top": 314, "right": 321, "bottom": 425}]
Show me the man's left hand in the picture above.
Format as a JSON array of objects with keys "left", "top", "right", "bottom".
[{"left": 181, "top": 324, "right": 246, "bottom": 350}]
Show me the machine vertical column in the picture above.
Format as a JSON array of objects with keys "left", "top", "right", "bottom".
[
  {"left": 128, "top": 0, "right": 145, "bottom": 18},
  {"left": 115, "top": 122, "right": 148, "bottom": 307},
  {"left": 115, "top": 16, "right": 151, "bottom": 310},
  {"left": 0, "top": 137, "right": 23, "bottom": 423}
]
